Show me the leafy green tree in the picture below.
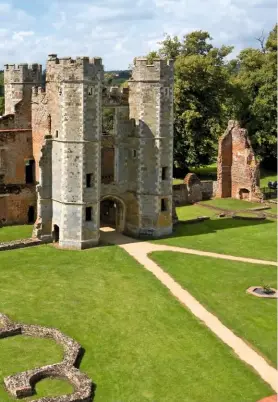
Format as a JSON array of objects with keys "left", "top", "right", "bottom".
[
  {"left": 231, "top": 24, "right": 277, "bottom": 165},
  {"left": 147, "top": 31, "right": 234, "bottom": 169}
]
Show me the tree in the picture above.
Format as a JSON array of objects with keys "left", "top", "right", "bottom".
[
  {"left": 230, "top": 24, "right": 277, "bottom": 165},
  {"left": 147, "top": 31, "right": 234, "bottom": 169}
]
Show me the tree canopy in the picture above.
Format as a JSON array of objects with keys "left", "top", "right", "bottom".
[{"left": 147, "top": 27, "right": 277, "bottom": 171}]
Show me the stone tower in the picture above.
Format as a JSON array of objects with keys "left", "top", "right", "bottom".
[
  {"left": 34, "top": 55, "right": 104, "bottom": 249},
  {"left": 4, "top": 63, "right": 42, "bottom": 117},
  {"left": 128, "top": 58, "right": 174, "bottom": 238},
  {"left": 216, "top": 120, "right": 262, "bottom": 202}
]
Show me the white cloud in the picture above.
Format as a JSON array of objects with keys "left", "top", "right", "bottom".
[{"left": 0, "top": 0, "right": 276, "bottom": 70}]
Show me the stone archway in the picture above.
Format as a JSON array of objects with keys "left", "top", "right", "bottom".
[{"left": 100, "top": 196, "right": 126, "bottom": 233}]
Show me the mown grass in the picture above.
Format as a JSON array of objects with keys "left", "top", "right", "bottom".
[
  {"left": 150, "top": 251, "right": 277, "bottom": 366},
  {"left": 176, "top": 204, "right": 216, "bottom": 220},
  {"left": 0, "top": 245, "right": 272, "bottom": 401},
  {"left": 155, "top": 207, "right": 277, "bottom": 261},
  {"left": 200, "top": 198, "right": 262, "bottom": 211},
  {"left": 0, "top": 225, "right": 33, "bottom": 242}
]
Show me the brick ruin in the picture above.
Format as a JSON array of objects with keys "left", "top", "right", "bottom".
[
  {"left": 216, "top": 120, "right": 262, "bottom": 202},
  {"left": 0, "top": 55, "right": 174, "bottom": 248}
]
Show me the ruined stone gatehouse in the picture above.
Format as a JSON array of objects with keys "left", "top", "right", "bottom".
[
  {"left": 0, "top": 55, "right": 174, "bottom": 249},
  {"left": 216, "top": 120, "right": 262, "bottom": 202}
]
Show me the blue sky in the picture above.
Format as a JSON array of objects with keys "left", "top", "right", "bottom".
[{"left": 0, "top": 0, "right": 276, "bottom": 70}]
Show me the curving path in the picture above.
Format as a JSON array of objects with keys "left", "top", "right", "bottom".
[{"left": 100, "top": 229, "right": 278, "bottom": 393}]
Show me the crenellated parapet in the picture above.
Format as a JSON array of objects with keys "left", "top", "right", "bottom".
[
  {"left": 4, "top": 63, "right": 42, "bottom": 85},
  {"left": 130, "top": 58, "right": 174, "bottom": 84},
  {"left": 46, "top": 54, "right": 104, "bottom": 83},
  {"left": 4, "top": 63, "right": 42, "bottom": 116}
]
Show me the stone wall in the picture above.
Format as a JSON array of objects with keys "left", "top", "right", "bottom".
[
  {"left": 201, "top": 181, "right": 218, "bottom": 200},
  {"left": 217, "top": 120, "right": 262, "bottom": 202},
  {"left": 128, "top": 58, "right": 174, "bottom": 238},
  {"left": 0, "top": 129, "right": 36, "bottom": 225}
]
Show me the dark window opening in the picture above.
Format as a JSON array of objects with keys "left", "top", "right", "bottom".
[
  {"left": 133, "top": 150, "right": 137, "bottom": 158},
  {"left": 28, "top": 206, "right": 35, "bottom": 224},
  {"left": 53, "top": 224, "right": 59, "bottom": 242},
  {"left": 86, "top": 174, "right": 92, "bottom": 188},
  {"left": 161, "top": 198, "right": 168, "bottom": 212},
  {"left": 162, "top": 167, "right": 168, "bottom": 180},
  {"left": 56, "top": 130, "right": 59, "bottom": 138},
  {"left": 25, "top": 160, "right": 35, "bottom": 184},
  {"left": 86, "top": 207, "right": 92, "bottom": 221}
]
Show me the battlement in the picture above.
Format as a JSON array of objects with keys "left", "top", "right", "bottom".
[
  {"left": 4, "top": 63, "right": 42, "bottom": 84},
  {"left": 46, "top": 54, "right": 103, "bottom": 82},
  {"left": 47, "top": 54, "right": 102, "bottom": 65},
  {"left": 130, "top": 57, "right": 174, "bottom": 83}
]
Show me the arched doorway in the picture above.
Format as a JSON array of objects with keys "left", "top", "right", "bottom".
[
  {"left": 100, "top": 196, "right": 125, "bottom": 233},
  {"left": 53, "top": 225, "right": 60, "bottom": 243},
  {"left": 239, "top": 188, "right": 250, "bottom": 200}
]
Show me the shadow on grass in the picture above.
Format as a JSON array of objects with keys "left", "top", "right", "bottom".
[
  {"left": 98, "top": 217, "right": 274, "bottom": 247},
  {"left": 170, "top": 217, "right": 273, "bottom": 238}
]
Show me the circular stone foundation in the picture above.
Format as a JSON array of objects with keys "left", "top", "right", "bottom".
[{"left": 247, "top": 286, "right": 278, "bottom": 299}]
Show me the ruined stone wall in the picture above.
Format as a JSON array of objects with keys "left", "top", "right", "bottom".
[
  {"left": 128, "top": 58, "right": 174, "bottom": 238},
  {"left": 0, "top": 130, "right": 33, "bottom": 184},
  {"left": 217, "top": 121, "right": 262, "bottom": 201},
  {"left": 0, "top": 130, "right": 36, "bottom": 225},
  {"left": 0, "top": 188, "right": 36, "bottom": 225},
  {"left": 32, "top": 88, "right": 49, "bottom": 181},
  {"left": 4, "top": 64, "right": 42, "bottom": 120}
]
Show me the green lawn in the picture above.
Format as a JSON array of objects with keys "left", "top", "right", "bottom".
[
  {"left": 260, "top": 169, "right": 277, "bottom": 189},
  {"left": 150, "top": 251, "right": 277, "bottom": 366},
  {"left": 177, "top": 204, "right": 217, "bottom": 220},
  {"left": 155, "top": 209, "right": 277, "bottom": 261},
  {"left": 200, "top": 198, "right": 263, "bottom": 211},
  {"left": 0, "top": 225, "right": 33, "bottom": 242},
  {"left": 0, "top": 337, "right": 73, "bottom": 400},
  {"left": 0, "top": 245, "right": 272, "bottom": 401}
]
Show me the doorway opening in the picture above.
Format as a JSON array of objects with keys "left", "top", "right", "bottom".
[
  {"left": 100, "top": 196, "right": 125, "bottom": 233},
  {"left": 28, "top": 206, "right": 35, "bottom": 223},
  {"left": 239, "top": 188, "right": 250, "bottom": 200},
  {"left": 53, "top": 224, "right": 60, "bottom": 243}
]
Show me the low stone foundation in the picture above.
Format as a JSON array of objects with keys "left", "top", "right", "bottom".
[
  {"left": 0, "top": 313, "right": 95, "bottom": 401},
  {"left": 0, "top": 238, "right": 44, "bottom": 252}
]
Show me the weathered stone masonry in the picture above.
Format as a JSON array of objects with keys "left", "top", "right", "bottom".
[
  {"left": 0, "top": 63, "right": 42, "bottom": 225},
  {"left": 1, "top": 55, "right": 174, "bottom": 248},
  {"left": 216, "top": 120, "right": 262, "bottom": 202}
]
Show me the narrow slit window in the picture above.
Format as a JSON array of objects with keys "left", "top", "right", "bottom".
[
  {"left": 86, "top": 174, "right": 92, "bottom": 188},
  {"left": 86, "top": 207, "right": 92, "bottom": 221},
  {"left": 133, "top": 150, "right": 137, "bottom": 158},
  {"left": 161, "top": 198, "right": 167, "bottom": 212},
  {"left": 56, "top": 130, "right": 59, "bottom": 138},
  {"left": 162, "top": 167, "right": 168, "bottom": 180}
]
